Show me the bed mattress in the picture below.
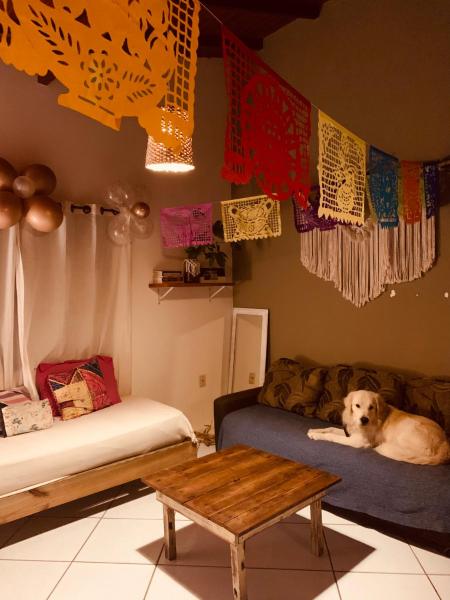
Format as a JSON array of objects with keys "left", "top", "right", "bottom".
[{"left": 0, "top": 396, "right": 195, "bottom": 497}]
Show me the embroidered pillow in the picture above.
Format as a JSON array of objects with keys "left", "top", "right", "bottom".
[
  {"left": 47, "top": 358, "right": 109, "bottom": 420},
  {"left": 316, "top": 364, "right": 405, "bottom": 425},
  {"left": 258, "top": 358, "right": 327, "bottom": 417},
  {"left": 36, "top": 355, "right": 121, "bottom": 416}
]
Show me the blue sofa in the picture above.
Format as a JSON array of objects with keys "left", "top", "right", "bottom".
[{"left": 214, "top": 386, "right": 450, "bottom": 556}]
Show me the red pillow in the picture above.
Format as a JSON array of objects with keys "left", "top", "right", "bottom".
[{"left": 36, "top": 355, "right": 121, "bottom": 416}]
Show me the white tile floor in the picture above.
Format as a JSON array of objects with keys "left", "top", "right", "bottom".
[{"left": 0, "top": 445, "right": 449, "bottom": 600}]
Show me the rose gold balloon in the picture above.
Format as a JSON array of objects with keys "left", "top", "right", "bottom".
[
  {"left": 0, "top": 158, "right": 17, "bottom": 191},
  {"left": 22, "top": 164, "right": 57, "bottom": 195},
  {"left": 13, "top": 175, "right": 36, "bottom": 199},
  {"left": 0, "top": 190, "right": 23, "bottom": 229},
  {"left": 131, "top": 201, "right": 150, "bottom": 219},
  {"left": 24, "top": 196, "right": 63, "bottom": 232}
]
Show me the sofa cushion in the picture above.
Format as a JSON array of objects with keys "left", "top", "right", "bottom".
[
  {"left": 404, "top": 378, "right": 450, "bottom": 436},
  {"left": 258, "top": 358, "right": 326, "bottom": 417},
  {"left": 316, "top": 364, "right": 404, "bottom": 425}
]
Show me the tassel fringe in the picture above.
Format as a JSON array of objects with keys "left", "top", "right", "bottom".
[{"left": 300, "top": 210, "right": 435, "bottom": 307}]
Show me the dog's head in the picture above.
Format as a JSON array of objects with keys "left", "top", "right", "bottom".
[{"left": 342, "top": 390, "right": 388, "bottom": 429}]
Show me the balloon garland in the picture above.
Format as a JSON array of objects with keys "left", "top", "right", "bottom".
[
  {"left": 104, "top": 183, "right": 152, "bottom": 245},
  {"left": 0, "top": 158, "right": 62, "bottom": 232}
]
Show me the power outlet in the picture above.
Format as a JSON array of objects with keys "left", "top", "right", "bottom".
[
  {"left": 199, "top": 374, "right": 206, "bottom": 388},
  {"left": 249, "top": 372, "right": 256, "bottom": 384}
]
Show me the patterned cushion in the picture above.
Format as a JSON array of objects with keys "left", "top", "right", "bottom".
[
  {"left": 37, "top": 355, "right": 121, "bottom": 416},
  {"left": 258, "top": 358, "right": 327, "bottom": 417},
  {"left": 0, "top": 398, "right": 53, "bottom": 437},
  {"left": 316, "top": 364, "right": 405, "bottom": 425},
  {"left": 47, "top": 358, "right": 109, "bottom": 420},
  {"left": 404, "top": 378, "right": 450, "bottom": 436}
]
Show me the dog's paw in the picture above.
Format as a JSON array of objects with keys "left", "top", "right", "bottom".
[{"left": 307, "top": 429, "right": 321, "bottom": 440}]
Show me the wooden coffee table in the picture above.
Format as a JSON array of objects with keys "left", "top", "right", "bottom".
[{"left": 144, "top": 444, "right": 340, "bottom": 600}]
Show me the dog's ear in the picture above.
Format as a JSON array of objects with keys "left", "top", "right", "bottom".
[
  {"left": 342, "top": 392, "right": 354, "bottom": 427},
  {"left": 375, "top": 393, "right": 389, "bottom": 423}
]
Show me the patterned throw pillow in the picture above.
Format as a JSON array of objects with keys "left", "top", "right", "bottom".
[
  {"left": 315, "top": 364, "right": 405, "bottom": 425},
  {"left": 48, "top": 358, "right": 109, "bottom": 420},
  {"left": 258, "top": 358, "right": 327, "bottom": 417},
  {"left": 404, "top": 378, "right": 450, "bottom": 436}
]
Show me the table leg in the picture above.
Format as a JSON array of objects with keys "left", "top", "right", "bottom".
[
  {"left": 163, "top": 505, "right": 176, "bottom": 560},
  {"left": 310, "top": 498, "right": 324, "bottom": 556},
  {"left": 230, "top": 542, "right": 247, "bottom": 600}
]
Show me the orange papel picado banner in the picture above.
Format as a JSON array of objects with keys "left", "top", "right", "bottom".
[{"left": 0, "top": 1, "right": 200, "bottom": 150}]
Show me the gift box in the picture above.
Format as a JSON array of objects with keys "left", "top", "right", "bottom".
[{"left": 0, "top": 388, "right": 53, "bottom": 437}]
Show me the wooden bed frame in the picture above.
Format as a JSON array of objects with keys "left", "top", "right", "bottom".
[{"left": 0, "top": 440, "right": 196, "bottom": 525}]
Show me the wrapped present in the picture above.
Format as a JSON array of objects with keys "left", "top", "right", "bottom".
[{"left": 0, "top": 388, "right": 53, "bottom": 437}]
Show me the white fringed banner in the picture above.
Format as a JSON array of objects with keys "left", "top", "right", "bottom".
[{"left": 300, "top": 209, "right": 435, "bottom": 307}]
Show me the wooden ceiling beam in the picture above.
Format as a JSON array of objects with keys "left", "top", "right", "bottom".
[
  {"left": 198, "top": 34, "right": 263, "bottom": 57},
  {"left": 202, "top": 0, "right": 327, "bottom": 19}
]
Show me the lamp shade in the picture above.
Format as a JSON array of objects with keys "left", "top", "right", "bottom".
[{"left": 145, "top": 134, "right": 194, "bottom": 173}]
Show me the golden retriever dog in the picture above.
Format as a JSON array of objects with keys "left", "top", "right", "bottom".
[{"left": 307, "top": 390, "right": 450, "bottom": 465}]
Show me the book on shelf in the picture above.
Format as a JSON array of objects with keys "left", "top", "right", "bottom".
[
  {"left": 153, "top": 269, "right": 183, "bottom": 283},
  {"left": 199, "top": 267, "right": 226, "bottom": 282}
]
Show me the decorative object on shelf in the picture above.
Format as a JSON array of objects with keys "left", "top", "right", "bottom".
[
  {"left": 0, "top": 1, "right": 200, "bottom": 151},
  {"left": 318, "top": 111, "right": 366, "bottom": 225},
  {"left": 300, "top": 210, "right": 435, "bottom": 307},
  {"left": 400, "top": 161, "right": 422, "bottom": 224},
  {"left": 221, "top": 194, "right": 282, "bottom": 242},
  {"left": 105, "top": 183, "right": 152, "bottom": 245},
  {"left": 183, "top": 257, "right": 201, "bottom": 283},
  {"left": 368, "top": 147, "right": 399, "bottom": 228},
  {"left": 292, "top": 188, "right": 337, "bottom": 233},
  {"left": 423, "top": 162, "right": 439, "bottom": 219},
  {"left": 0, "top": 157, "right": 62, "bottom": 232},
  {"left": 160, "top": 202, "right": 212, "bottom": 248},
  {"left": 221, "top": 27, "right": 310, "bottom": 204},
  {"left": 145, "top": 133, "right": 194, "bottom": 173}
]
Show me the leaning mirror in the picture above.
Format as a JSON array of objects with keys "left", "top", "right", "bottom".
[{"left": 228, "top": 308, "right": 269, "bottom": 393}]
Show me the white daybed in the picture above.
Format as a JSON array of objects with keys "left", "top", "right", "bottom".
[{"left": 0, "top": 396, "right": 197, "bottom": 525}]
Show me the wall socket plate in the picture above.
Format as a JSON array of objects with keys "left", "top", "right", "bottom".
[
  {"left": 199, "top": 374, "right": 206, "bottom": 388},
  {"left": 248, "top": 372, "right": 256, "bottom": 384}
]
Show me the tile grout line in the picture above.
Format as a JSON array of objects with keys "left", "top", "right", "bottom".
[
  {"left": 409, "top": 545, "right": 443, "bottom": 600},
  {"left": 40, "top": 485, "right": 122, "bottom": 599},
  {"left": 141, "top": 544, "right": 165, "bottom": 600},
  {"left": 46, "top": 516, "right": 104, "bottom": 600},
  {"left": 0, "top": 516, "right": 31, "bottom": 550},
  {"left": 323, "top": 527, "right": 343, "bottom": 600}
]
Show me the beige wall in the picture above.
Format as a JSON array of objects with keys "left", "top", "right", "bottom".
[
  {"left": 233, "top": 0, "right": 450, "bottom": 377},
  {"left": 0, "top": 58, "right": 231, "bottom": 428}
]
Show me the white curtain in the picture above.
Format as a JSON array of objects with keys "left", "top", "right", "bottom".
[
  {"left": 0, "top": 208, "right": 131, "bottom": 395},
  {"left": 0, "top": 226, "right": 22, "bottom": 389}
]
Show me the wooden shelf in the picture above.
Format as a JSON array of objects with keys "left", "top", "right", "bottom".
[
  {"left": 149, "top": 282, "right": 233, "bottom": 288},
  {"left": 149, "top": 281, "right": 233, "bottom": 303}
]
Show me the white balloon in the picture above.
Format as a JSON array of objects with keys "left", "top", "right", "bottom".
[
  {"left": 105, "top": 183, "right": 136, "bottom": 210},
  {"left": 130, "top": 214, "right": 152, "bottom": 239},
  {"left": 107, "top": 213, "right": 131, "bottom": 245}
]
